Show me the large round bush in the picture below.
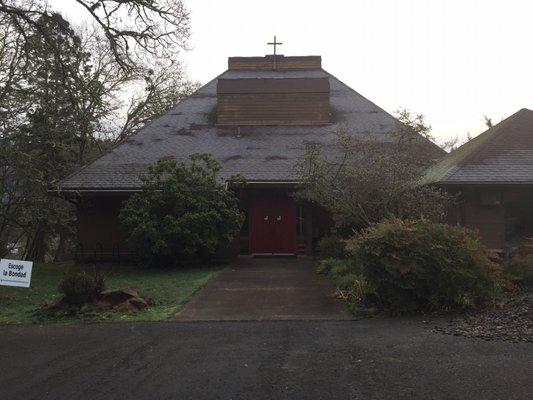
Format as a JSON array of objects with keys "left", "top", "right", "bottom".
[
  {"left": 347, "top": 219, "right": 503, "bottom": 313},
  {"left": 316, "top": 235, "right": 347, "bottom": 259},
  {"left": 120, "top": 153, "right": 244, "bottom": 264}
]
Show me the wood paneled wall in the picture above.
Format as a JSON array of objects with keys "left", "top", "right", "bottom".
[
  {"left": 228, "top": 56, "right": 321, "bottom": 70},
  {"left": 217, "top": 78, "right": 330, "bottom": 125}
]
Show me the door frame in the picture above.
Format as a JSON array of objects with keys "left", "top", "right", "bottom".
[{"left": 249, "top": 193, "right": 297, "bottom": 255}]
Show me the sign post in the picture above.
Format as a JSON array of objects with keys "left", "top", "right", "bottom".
[{"left": 0, "top": 259, "right": 33, "bottom": 288}]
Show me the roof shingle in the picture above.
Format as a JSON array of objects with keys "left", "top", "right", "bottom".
[
  {"left": 59, "top": 64, "right": 443, "bottom": 191},
  {"left": 424, "top": 108, "right": 533, "bottom": 185}
]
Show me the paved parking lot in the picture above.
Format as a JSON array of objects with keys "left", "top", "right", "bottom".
[{"left": 1, "top": 319, "right": 531, "bottom": 400}]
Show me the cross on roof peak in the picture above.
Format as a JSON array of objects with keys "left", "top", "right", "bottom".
[{"left": 267, "top": 35, "right": 282, "bottom": 57}]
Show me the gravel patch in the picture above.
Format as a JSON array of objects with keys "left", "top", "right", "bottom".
[{"left": 435, "top": 294, "right": 532, "bottom": 343}]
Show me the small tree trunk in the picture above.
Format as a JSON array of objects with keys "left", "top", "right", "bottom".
[
  {"left": 54, "top": 233, "right": 65, "bottom": 262},
  {"left": 25, "top": 229, "right": 46, "bottom": 262}
]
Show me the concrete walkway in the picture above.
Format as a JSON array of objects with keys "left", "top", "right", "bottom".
[{"left": 174, "top": 257, "right": 353, "bottom": 321}]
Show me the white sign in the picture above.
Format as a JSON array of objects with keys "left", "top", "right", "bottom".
[{"left": 0, "top": 259, "right": 33, "bottom": 288}]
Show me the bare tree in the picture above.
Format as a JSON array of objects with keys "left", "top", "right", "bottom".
[
  {"left": 298, "top": 110, "right": 453, "bottom": 229},
  {"left": 483, "top": 115, "right": 493, "bottom": 129},
  {"left": 117, "top": 61, "right": 199, "bottom": 140},
  {"left": 0, "top": 3, "right": 196, "bottom": 260},
  {"left": 0, "top": 0, "right": 190, "bottom": 72},
  {"left": 441, "top": 136, "right": 459, "bottom": 152}
]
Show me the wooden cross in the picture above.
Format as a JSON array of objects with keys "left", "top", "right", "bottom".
[
  {"left": 268, "top": 36, "right": 282, "bottom": 69},
  {"left": 268, "top": 36, "right": 282, "bottom": 57}
]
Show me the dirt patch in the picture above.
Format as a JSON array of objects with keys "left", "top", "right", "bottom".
[{"left": 435, "top": 294, "right": 532, "bottom": 343}]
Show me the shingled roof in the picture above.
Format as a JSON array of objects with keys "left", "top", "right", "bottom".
[
  {"left": 424, "top": 108, "right": 533, "bottom": 185},
  {"left": 58, "top": 56, "right": 443, "bottom": 191}
]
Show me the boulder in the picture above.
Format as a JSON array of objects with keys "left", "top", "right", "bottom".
[
  {"left": 114, "top": 296, "right": 152, "bottom": 314},
  {"left": 100, "top": 288, "right": 139, "bottom": 305},
  {"left": 128, "top": 297, "right": 149, "bottom": 310},
  {"left": 114, "top": 299, "right": 139, "bottom": 315}
]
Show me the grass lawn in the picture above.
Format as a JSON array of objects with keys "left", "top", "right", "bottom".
[{"left": 0, "top": 262, "right": 222, "bottom": 324}]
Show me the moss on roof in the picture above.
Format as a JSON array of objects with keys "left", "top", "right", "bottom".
[{"left": 422, "top": 109, "right": 533, "bottom": 184}]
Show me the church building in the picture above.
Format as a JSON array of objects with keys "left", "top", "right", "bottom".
[
  {"left": 425, "top": 108, "right": 533, "bottom": 250},
  {"left": 58, "top": 47, "right": 442, "bottom": 261}
]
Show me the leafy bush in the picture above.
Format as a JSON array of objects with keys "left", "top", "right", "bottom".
[
  {"left": 317, "top": 258, "right": 357, "bottom": 277},
  {"left": 59, "top": 272, "right": 106, "bottom": 297},
  {"left": 347, "top": 219, "right": 504, "bottom": 313},
  {"left": 316, "top": 258, "right": 334, "bottom": 275},
  {"left": 335, "top": 274, "right": 374, "bottom": 312},
  {"left": 120, "top": 154, "right": 245, "bottom": 265},
  {"left": 316, "top": 235, "right": 347, "bottom": 259},
  {"left": 505, "top": 254, "right": 533, "bottom": 288},
  {"left": 317, "top": 258, "right": 371, "bottom": 309}
]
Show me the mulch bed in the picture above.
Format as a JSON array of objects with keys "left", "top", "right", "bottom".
[{"left": 434, "top": 294, "right": 532, "bottom": 343}]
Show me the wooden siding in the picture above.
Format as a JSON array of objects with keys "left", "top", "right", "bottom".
[
  {"left": 461, "top": 201, "right": 505, "bottom": 249},
  {"left": 76, "top": 196, "right": 132, "bottom": 261},
  {"left": 217, "top": 78, "right": 330, "bottom": 125},
  {"left": 218, "top": 78, "right": 330, "bottom": 94},
  {"left": 228, "top": 56, "right": 321, "bottom": 70},
  {"left": 75, "top": 195, "right": 239, "bottom": 262},
  {"left": 445, "top": 186, "right": 533, "bottom": 250}
]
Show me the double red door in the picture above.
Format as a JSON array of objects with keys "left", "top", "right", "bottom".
[{"left": 250, "top": 196, "right": 296, "bottom": 254}]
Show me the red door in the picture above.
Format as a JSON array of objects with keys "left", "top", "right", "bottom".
[{"left": 250, "top": 196, "right": 296, "bottom": 254}]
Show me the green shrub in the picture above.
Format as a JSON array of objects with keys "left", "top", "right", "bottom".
[
  {"left": 119, "top": 154, "right": 245, "bottom": 265},
  {"left": 317, "top": 259, "right": 370, "bottom": 310},
  {"left": 505, "top": 254, "right": 533, "bottom": 288},
  {"left": 335, "top": 273, "right": 362, "bottom": 290},
  {"left": 317, "top": 258, "right": 359, "bottom": 278},
  {"left": 316, "top": 258, "right": 335, "bottom": 275},
  {"left": 335, "top": 274, "right": 374, "bottom": 312},
  {"left": 347, "top": 219, "right": 504, "bottom": 313},
  {"left": 59, "top": 272, "right": 106, "bottom": 297},
  {"left": 329, "top": 259, "right": 353, "bottom": 280},
  {"left": 316, "top": 235, "right": 347, "bottom": 259}
]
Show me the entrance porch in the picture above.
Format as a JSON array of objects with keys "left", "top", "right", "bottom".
[{"left": 234, "top": 185, "right": 331, "bottom": 257}]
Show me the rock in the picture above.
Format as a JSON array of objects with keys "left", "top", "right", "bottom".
[
  {"left": 113, "top": 296, "right": 152, "bottom": 314},
  {"left": 128, "top": 297, "right": 149, "bottom": 310},
  {"left": 114, "top": 299, "right": 139, "bottom": 315},
  {"left": 100, "top": 288, "right": 139, "bottom": 305},
  {"left": 434, "top": 294, "right": 532, "bottom": 343},
  {"left": 92, "top": 298, "right": 114, "bottom": 311},
  {"left": 39, "top": 285, "right": 152, "bottom": 318}
]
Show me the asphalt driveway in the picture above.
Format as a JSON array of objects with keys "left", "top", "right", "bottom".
[
  {"left": 0, "top": 319, "right": 531, "bottom": 400},
  {"left": 174, "top": 256, "right": 352, "bottom": 321}
]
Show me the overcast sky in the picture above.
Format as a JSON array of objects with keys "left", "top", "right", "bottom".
[{"left": 51, "top": 0, "right": 533, "bottom": 145}]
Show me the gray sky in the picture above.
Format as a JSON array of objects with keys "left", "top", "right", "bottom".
[{"left": 51, "top": 0, "right": 533, "bottom": 145}]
